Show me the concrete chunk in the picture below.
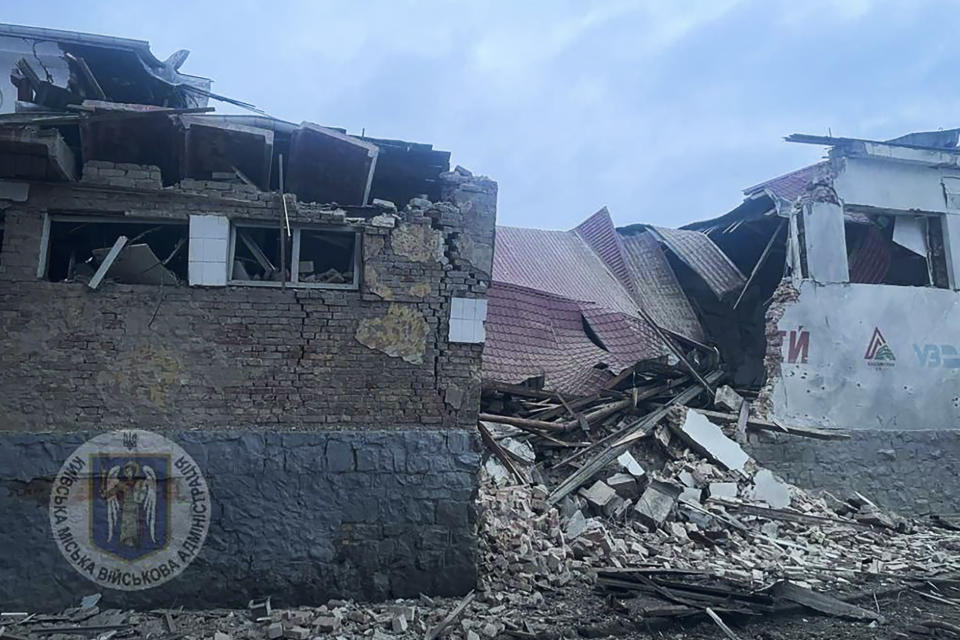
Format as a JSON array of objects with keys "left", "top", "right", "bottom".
[
  {"left": 715, "top": 385, "right": 744, "bottom": 413},
  {"left": 266, "top": 623, "right": 283, "bottom": 640},
  {"left": 284, "top": 626, "right": 309, "bottom": 640},
  {"left": 313, "top": 616, "right": 340, "bottom": 633},
  {"left": 390, "top": 613, "right": 408, "bottom": 633},
  {"left": 564, "top": 510, "right": 588, "bottom": 540},
  {"left": 632, "top": 479, "right": 682, "bottom": 530},
  {"left": 606, "top": 473, "right": 639, "bottom": 500},
  {"left": 579, "top": 480, "right": 617, "bottom": 511},
  {"left": 680, "top": 486, "right": 702, "bottom": 504},
  {"left": 748, "top": 469, "right": 791, "bottom": 509},
  {"left": 617, "top": 451, "right": 645, "bottom": 477},
  {"left": 671, "top": 409, "right": 750, "bottom": 472}
]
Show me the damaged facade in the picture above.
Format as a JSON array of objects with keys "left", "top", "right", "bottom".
[
  {"left": 0, "top": 24, "right": 496, "bottom": 607},
  {"left": 483, "top": 128, "right": 960, "bottom": 516}
]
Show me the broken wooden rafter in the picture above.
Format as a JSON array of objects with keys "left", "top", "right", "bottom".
[
  {"left": 477, "top": 422, "right": 527, "bottom": 484},
  {"left": 677, "top": 406, "right": 851, "bottom": 441},
  {"left": 88, "top": 235, "right": 128, "bottom": 290},
  {"left": 547, "top": 371, "right": 723, "bottom": 504},
  {"left": 636, "top": 307, "right": 716, "bottom": 397}
]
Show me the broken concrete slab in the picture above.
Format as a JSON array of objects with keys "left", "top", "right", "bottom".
[
  {"left": 499, "top": 437, "right": 535, "bottom": 465},
  {"left": 483, "top": 457, "right": 511, "bottom": 486},
  {"left": 706, "top": 482, "right": 738, "bottom": 500},
  {"left": 670, "top": 408, "right": 750, "bottom": 472},
  {"left": 617, "top": 451, "right": 645, "bottom": 477},
  {"left": 748, "top": 469, "right": 791, "bottom": 509},
  {"left": 606, "top": 473, "right": 639, "bottom": 500},
  {"left": 715, "top": 385, "right": 744, "bottom": 413},
  {"left": 286, "top": 122, "right": 378, "bottom": 206},
  {"left": 92, "top": 242, "right": 179, "bottom": 286},
  {"left": 632, "top": 479, "right": 682, "bottom": 530},
  {"left": 680, "top": 486, "right": 702, "bottom": 504}
]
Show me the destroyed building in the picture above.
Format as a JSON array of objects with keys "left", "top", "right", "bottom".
[
  {"left": 0, "top": 24, "right": 496, "bottom": 608},
  {"left": 483, "top": 129, "right": 960, "bottom": 517}
]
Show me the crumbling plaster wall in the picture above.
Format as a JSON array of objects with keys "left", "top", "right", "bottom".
[
  {"left": 758, "top": 155, "right": 960, "bottom": 431},
  {"left": 760, "top": 280, "right": 960, "bottom": 430},
  {"left": 746, "top": 428, "right": 960, "bottom": 515}
]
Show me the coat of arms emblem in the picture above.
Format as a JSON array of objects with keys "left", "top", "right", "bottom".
[{"left": 92, "top": 455, "right": 170, "bottom": 559}]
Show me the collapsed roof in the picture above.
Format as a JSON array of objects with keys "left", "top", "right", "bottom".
[
  {"left": 484, "top": 208, "right": 736, "bottom": 395},
  {"left": 0, "top": 23, "right": 451, "bottom": 208}
]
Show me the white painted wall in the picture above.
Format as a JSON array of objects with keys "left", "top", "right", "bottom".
[
  {"left": 834, "top": 157, "right": 960, "bottom": 214},
  {"left": 769, "top": 281, "right": 960, "bottom": 430}
]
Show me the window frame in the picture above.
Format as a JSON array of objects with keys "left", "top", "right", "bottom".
[
  {"left": 227, "top": 221, "right": 361, "bottom": 290},
  {"left": 40, "top": 213, "right": 189, "bottom": 283}
]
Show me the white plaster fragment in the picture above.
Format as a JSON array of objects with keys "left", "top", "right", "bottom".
[{"left": 671, "top": 409, "right": 750, "bottom": 472}]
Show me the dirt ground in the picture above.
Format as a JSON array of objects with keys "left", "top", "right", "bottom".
[{"left": 563, "top": 586, "right": 960, "bottom": 639}]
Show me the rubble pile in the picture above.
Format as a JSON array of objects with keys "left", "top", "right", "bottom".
[{"left": 4, "top": 381, "right": 960, "bottom": 639}]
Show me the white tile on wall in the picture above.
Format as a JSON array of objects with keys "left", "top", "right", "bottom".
[
  {"left": 188, "top": 215, "right": 230, "bottom": 286},
  {"left": 448, "top": 297, "right": 487, "bottom": 343}
]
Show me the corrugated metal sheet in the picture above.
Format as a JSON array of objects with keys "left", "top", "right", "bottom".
[
  {"left": 487, "top": 211, "right": 718, "bottom": 393},
  {"left": 620, "top": 232, "right": 705, "bottom": 341},
  {"left": 649, "top": 226, "right": 746, "bottom": 299}
]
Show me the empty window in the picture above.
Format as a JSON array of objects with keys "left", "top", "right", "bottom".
[
  {"left": 229, "top": 223, "right": 359, "bottom": 288},
  {"left": 844, "top": 213, "right": 947, "bottom": 288},
  {"left": 44, "top": 215, "right": 187, "bottom": 285}
]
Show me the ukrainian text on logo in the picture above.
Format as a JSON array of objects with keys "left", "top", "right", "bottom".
[{"left": 49, "top": 429, "right": 210, "bottom": 590}]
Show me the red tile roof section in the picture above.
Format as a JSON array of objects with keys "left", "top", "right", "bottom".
[
  {"left": 574, "top": 207, "right": 637, "bottom": 298},
  {"left": 492, "top": 225, "right": 639, "bottom": 316},
  {"left": 744, "top": 162, "right": 827, "bottom": 204}
]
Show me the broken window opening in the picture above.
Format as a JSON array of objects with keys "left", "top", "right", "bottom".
[
  {"left": 45, "top": 215, "right": 187, "bottom": 285},
  {"left": 230, "top": 225, "right": 292, "bottom": 283},
  {"left": 844, "top": 213, "right": 946, "bottom": 288},
  {"left": 229, "top": 223, "right": 359, "bottom": 289}
]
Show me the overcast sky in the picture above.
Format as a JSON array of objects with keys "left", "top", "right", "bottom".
[{"left": 5, "top": 1, "right": 960, "bottom": 228}]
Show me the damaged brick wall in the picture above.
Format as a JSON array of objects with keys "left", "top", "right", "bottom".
[
  {"left": 0, "top": 166, "right": 495, "bottom": 606},
  {"left": 0, "top": 165, "right": 496, "bottom": 431}
]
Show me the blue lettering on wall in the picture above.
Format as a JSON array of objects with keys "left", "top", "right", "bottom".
[{"left": 914, "top": 344, "right": 960, "bottom": 368}]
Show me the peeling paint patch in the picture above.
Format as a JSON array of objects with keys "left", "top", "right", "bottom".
[
  {"left": 365, "top": 264, "right": 394, "bottom": 300},
  {"left": 364, "top": 234, "right": 386, "bottom": 259},
  {"left": 355, "top": 304, "right": 428, "bottom": 364},
  {"left": 456, "top": 233, "right": 493, "bottom": 275},
  {"left": 97, "top": 343, "right": 182, "bottom": 407},
  {"left": 392, "top": 222, "right": 442, "bottom": 263}
]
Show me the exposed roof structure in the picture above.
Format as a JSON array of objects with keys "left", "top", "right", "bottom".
[
  {"left": 646, "top": 226, "right": 746, "bottom": 299},
  {"left": 0, "top": 24, "right": 451, "bottom": 208}
]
